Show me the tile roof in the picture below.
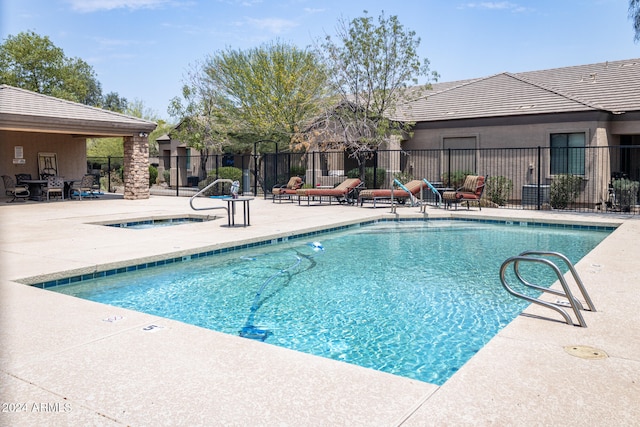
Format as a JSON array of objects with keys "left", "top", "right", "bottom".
[
  {"left": 0, "top": 84, "right": 156, "bottom": 135},
  {"left": 393, "top": 58, "right": 640, "bottom": 122}
]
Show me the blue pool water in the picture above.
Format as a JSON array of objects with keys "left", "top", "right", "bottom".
[{"left": 52, "top": 220, "right": 610, "bottom": 385}]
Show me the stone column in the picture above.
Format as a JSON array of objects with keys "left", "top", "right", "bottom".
[{"left": 123, "top": 134, "right": 150, "bottom": 199}]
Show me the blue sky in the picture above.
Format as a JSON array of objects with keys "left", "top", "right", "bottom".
[{"left": 1, "top": 0, "right": 638, "bottom": 121}]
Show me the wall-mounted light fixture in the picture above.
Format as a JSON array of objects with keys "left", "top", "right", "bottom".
[{"left": 138, "top": 132, "right": 149, "bottom": 137}]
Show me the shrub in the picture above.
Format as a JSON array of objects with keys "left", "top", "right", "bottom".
[
  {"left": 393, "top": 171, "right": 414, "bottom": 184},
  {"left": 199, "top": 166, "right": 243, "bottom": 196},
  {"left": 550, "top": 174, "right": 582, "bottom": 209},
  {"left": 148, "top": 165, "right": 158, "bottom": 186},
  {"left": 485, "top": 176, "right": 513, "bottom": 206},
  {"left": 289, "top": 165, "right": 306, "bottom": 177},
  {"left": 612, "top": 178, "right": 640, "bottom": 211},
  {"left": 347, "top": 167, "right": 386, "bottom": 188},
  {"left": 163, "top": 170, "right": 170, "bottom": 184}
]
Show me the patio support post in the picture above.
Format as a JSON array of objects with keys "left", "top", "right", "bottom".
[{"left": 123, "top": 134, "right": 150, "bottom": 200}]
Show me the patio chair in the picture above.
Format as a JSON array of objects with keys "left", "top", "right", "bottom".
[
  {"left": 15, "top": 173, "right": 32, "bottom": 185},
  {"left": 44, "top": 175, "right": 64, "bottom": 201},
  {"left": 442, "top": 175, "right": 486, "bottom": 210},
  {"left": 296, "top": 178, "right": 362, "bottom": 205},
  {"left": 272, "top": 176, "right": 303, "bottom": 203},
  {"left": 69, "top": 174, "right": 98, "bottom": 200},
  {"left": 2, "top": 175, "right": 30, "bottom": 202},
  {"left": 358, "top": 180, "right": 426, "bottom": 208}
]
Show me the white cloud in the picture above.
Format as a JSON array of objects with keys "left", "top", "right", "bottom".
[
  {"left": 244, "top": 17, "right": 299, "bottom": 34},
  {"left": 66, "top": 0, "right": 173, "bottom": 13},
  {"left": 458, "top": 2, "right": 531, "bottom": 12}
]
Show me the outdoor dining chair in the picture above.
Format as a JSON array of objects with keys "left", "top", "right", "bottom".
[
  {"left": 2, "top": 175, "right": 30, "bottom": 202},
  {"left": 45, "top": 175, "right": 64, "bottom": 201}
]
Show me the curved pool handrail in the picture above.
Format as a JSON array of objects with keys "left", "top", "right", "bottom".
[
  {"left": 393, "top": 179, "right": 419, "bottom": 206},
  {"left": 517, "top": 250, "right": 596, "bottom": 312},
  {"left": 422, "top": 178, "right": 442, "bottom": 207},
  {"left": 500, "top": 253, "right": 589, "bottom": 327},
  {"left": 189, "top": 179, "right": 233, "bottom": 211}
]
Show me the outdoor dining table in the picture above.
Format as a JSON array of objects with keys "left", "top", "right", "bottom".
[
  {"left": 21, "top": 178, "right": 80, "bottom": 201},
  {"left": 21, "top": 179, "right": 47, "bottom": 200}
]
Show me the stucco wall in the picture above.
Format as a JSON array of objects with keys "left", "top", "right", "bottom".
[
  {"left": 401, "top": 116, "right": 634, "bottom": 203},
  {"left": 404, "top": 119, "right": 604, "bottom": 151},
  {"left": 0, "top": 130, "right": 87, "bottom": 180},
  {"left": 611, "top": 112, "right": 640, "bottom": 134}
]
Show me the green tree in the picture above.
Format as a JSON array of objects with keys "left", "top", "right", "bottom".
[
  {"left": 103, "top": 91, "right": 128, "bottom": 113},
  {"left": 0, "top": 30, "right": 103, "bottom": 105},
  {"left": 87, "top": 99, "right": 167, "bottom": 158},
  {"left": 631, "top": 0, "right": 640, "bottom": 42},
  {"left": 148, "top": 120, "right": 173, "bottom": 157},
  {"left": 168, "top": 83, "right": 234, "bottom": 178},
  {"left": 87, "top": 137, "right": 124, "bottom": 158},
  {"left": 311, "top": 11, "right": 438, "bottom": 181},
  {"left": 170, "top": 40, "right": 330, "bottom": 154}
]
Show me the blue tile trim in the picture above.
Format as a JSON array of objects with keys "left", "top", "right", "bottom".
[{"left": 30, "top": 217, "right": 615, "bottom": 289}]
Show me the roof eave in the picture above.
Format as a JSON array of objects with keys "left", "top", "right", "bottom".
[{"left": 0, "top": 113, "right": 157, "bottom": 136}]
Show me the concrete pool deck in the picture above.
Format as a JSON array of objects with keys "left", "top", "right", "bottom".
[{"left": 0, "top": 195, "right": 638, "bottom": 426}]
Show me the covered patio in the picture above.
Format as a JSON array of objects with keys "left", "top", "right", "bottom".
[{"left": 0, "top": 84, "right": 157, "bottom": 200}]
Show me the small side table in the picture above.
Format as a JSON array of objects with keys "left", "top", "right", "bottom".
[{"left": 222, "top": 196, "right": 254, "bottom": 226}]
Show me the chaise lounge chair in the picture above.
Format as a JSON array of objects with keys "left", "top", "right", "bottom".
[
  {"left": 358, "top": 180, "right": 426, "bottom": 207},
  {"left": 296, "top": 178, "right": 362, "bottom": 205},
  {"left": 271, "top": 176, "right": 303, "bottom": 203},
  {"left": 442, "top": 175, "right": 486, "bottom": 210}
]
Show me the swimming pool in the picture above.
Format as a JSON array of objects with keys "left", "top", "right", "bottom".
[{"left": 51, "top": 219, "right": 610, "bottom": 385}]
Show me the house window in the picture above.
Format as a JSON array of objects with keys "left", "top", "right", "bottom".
[{"left": 550, "top": 132, "right": 585, "bottom": 175}]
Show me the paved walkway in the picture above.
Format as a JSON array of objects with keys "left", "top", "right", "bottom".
[{"left": 1, "top": 195, "right": 638, "bottom": 426}]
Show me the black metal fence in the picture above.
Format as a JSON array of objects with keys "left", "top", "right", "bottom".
[{"left": 88, "top": 145, "right": 640, "bottom": 213}]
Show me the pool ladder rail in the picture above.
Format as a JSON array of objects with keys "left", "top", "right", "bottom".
[
  {"left": 499, "top": 251, "right": 596, "bottom": 327},
  {"left": 189, "top": 178, "right": 233, "bottom": 212},
  {"left": 389, "top": 178, "right": 443, "bottom": 213}
]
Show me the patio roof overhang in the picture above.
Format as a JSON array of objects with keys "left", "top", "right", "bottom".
[
  {"left": 0, "top": 112, "right": 156, "bottom": 138},
  {"left": 0, "top": 84, "right": 157, "bottom": 137}
]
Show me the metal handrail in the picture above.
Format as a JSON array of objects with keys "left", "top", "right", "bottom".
[
  {"left": 516, "top": 251, "right": 596, "bottom": 312},
  {"left": 422, "top": 178, "right": 442, "bottom": 208},
  {"left": 189, "top": 179, "right": 233, "bottom": 212},
  {"left": 392, "top": 179, "right": 420, "bottom": 207},
  {"left": 499, "top": 251, "right": 595, "bottom": 327}
]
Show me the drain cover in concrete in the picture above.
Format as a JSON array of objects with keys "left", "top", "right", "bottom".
[{"left": 563, "top": 345, "right": 608, "bottom": 360}]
